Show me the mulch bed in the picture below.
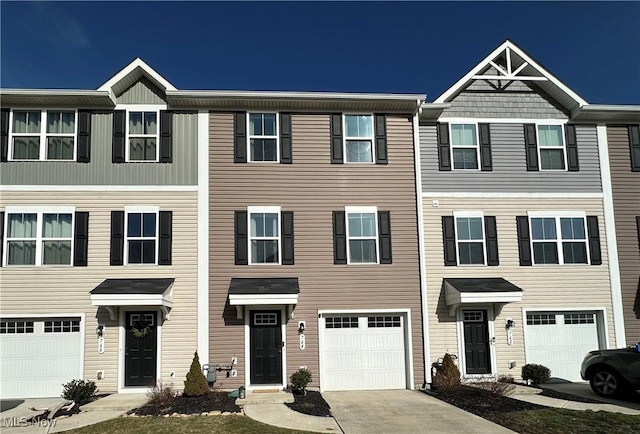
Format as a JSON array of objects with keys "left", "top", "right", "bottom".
[
  {"left": 285, "top": 390, "right": 332, "bottom": 417},
  {"left": 131, "top": 391, "right": 240, "bottom": 416}
]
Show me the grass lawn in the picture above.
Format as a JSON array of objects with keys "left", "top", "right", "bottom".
[
  {"left": 491, "top": 408, "right": 640, "bottom": 434},
  {"left": 64, "top": 414, "right": 314, "bottom": 434}
]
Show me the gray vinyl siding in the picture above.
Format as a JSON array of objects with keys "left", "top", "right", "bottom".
[
  {"left": 115, "top": 77, "right": 166, "bottom": 105},
  {"left": 441, "top": 79, "right": 569, "bottom": 119},
  {"left": 0, "top": 111, "right": 197, "bottom": 185},
  {"left": 420, "top": 123, "right": 602, "bottom": 192}
]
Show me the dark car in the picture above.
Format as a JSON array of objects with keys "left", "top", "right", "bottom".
[{"left": 580, "top": 344, "right": 640, "bottom": 397}]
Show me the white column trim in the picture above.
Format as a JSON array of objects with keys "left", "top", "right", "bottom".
[
  {"left": 597, "top": 124, "right": 626, "bottom": 347},
  {"left": 197, "top": 110, "right": 210, "bottom": 364}
]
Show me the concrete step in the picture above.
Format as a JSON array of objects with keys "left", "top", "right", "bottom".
[{"left": 236, "top": 391, "right": 294, "bottom": 406}]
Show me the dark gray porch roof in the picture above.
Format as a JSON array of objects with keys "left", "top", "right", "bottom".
[
  {"left": 228, "top": 278, "right": 300, "bottom": 295},
  {"left": 444, "top": 278, "right": 523, "bottom": 293},
  {"left": 90, "top": 278, "right": 175, "bottom": 295}
]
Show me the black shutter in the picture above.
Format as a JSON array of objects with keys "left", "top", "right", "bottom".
[
  {"left": 281, "top": 211, "right": 294, "bottom": 264},
  {"left": 374, "top": 114, "right": 388, "bottom": 164},
  {"left": 234, "top": 211, "right": 248, "bottom": 265},
  {"left": 629, "top": 125, "right": 640, "bottom": 171},
  {"left": 378, "top": 211, "right": 392, "bottom": 264},
  {"left": 442, "top": 216, "right": 456, "bottom": 266},
  {"left": 234, "top": 112, "right": 247, "bottom": 163},
  {"left": 587, "top": 216, "right": 602, "bottom": 266},
  {"left": 280, "top": 113, "right": 292, "bottom": 164},
  {"left": 524, "top": 124, "right": 539, "bottom": 171},
  {"left": 484, "top": 216, "right": 499, "bottom": 266},
  {"left": 479, "top": 123, "right": 492, "bottom": 171},
  {"left": 160, "top": 110, "right": 173, "bottom": 163},
  {"left": 110, "top": 211, "right": 125, "bottom": 265},
  {"left": 76, "top": 110, "right": 91, "bottom": 163},
  {"left": 158, "top": 211, "right": 172, "bottom": 265},
  {"left": 330, "top": 114, "right": 343, "bottom": 164},
  {"left": 333, "top": 211, "right": 347, "bottom": 264},
  {"left": 565, "top": 125, "right": 579, "bottom": 172},
  {"left": 73, "top": 212, "right": 89, "bottom": 266},
  {"left": 0, "top": 211, "right": 4, "bottom": 266},
  {"left": 637, "top": 216, "right": 640, "bottom": 250},
  {"left": 437, "top": 122, "right": 451, "bottom": 171},
  {"left": 516, "top": 216, "right": 532, "bottom": 266},
  {"left": 1, "top": 109, "right": 9, "bottom": 162},
  {"left": 112, "top": 110, "right": 126, "bottom": 163}
]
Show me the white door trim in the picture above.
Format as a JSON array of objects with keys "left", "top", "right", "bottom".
[
  {"left": 244, "top": 305, "right": 287, "bottom": 390},
  {"left": 456, "top": 305, "right": 497, "bottom": 380}
]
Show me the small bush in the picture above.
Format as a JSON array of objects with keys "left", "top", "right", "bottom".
[
  {"left": 290, "top": 368, "right": 312, "bottom": 391},
  {"left": 61, "top": 379, "right": 98, "bottom": 405},
  {"left": 476, "top": 381, "right": 515, "bottom": 397},
  {"left": 183, "top": 351, "right": 210, "bottom": 397},
  {"left": 147, "top": 382, "right": 176, "bottom": 407},
  {"left": 497, "top": 374, "right": 515, "bottom": 383},
  {"left": 522, "top": 364, "right": 551, "bottom": 386},
  {"left": 434, "top": 353, "right": 461, "bottom": 395}
]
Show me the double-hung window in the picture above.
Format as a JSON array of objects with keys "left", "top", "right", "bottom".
[
  {"left": 530, "top": 215, "right": 588, "bottom": 265},
  {"left": 127, "top": 111, "right": 158, "bottom": 161},
  {"left": 455, "top": 215, "right": 486, "bottom": 265},
  {"left": 248, "top": 113, "right": 278, "bottom": 162},
  {"left": 4, "top": 207, "right": 74, "bottom": 266},
  {"left": 346, "top": 206, "right": 378, "bottom": 264},
  {"left": 451, "top": 124, "right": 478, "bottom": 169},
  {"left": 10, "top": 110, "right": 76, "bottom": 160},
  {"left": 125, "top": 207, "right": 158, "bottom": 264},
  {"left": 344, "top": 114, "right": 374, "bottom": 163},
  {"left": 248, "top": 207, "right": 280, "bottom": 264},
  {"left": 537, "top": 124, "right": 565, "bottom": 170}
]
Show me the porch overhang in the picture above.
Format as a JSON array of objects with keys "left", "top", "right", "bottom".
[
  {"left": 228, "top": 278, "right": 300, "bottom": 319},
  {"left": 90, "top": 278, "right": 174, "bottom": 320},
  {"left": 444, "top": 278, "right": 523, "bottom": 317}
]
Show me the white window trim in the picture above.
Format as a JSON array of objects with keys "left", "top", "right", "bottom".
[
  {"left": 124, "top": 205, "right": 160, "bottom": 266},
  {"left": 247, "top": 112, "right": 280, "bottom": 163},
  {"left": 452, "top": 211, "right": 486, "bottom": 266},
  {"left": 8, "top": 109, "right": 78, "bottom": 161},
  {"left": 535, "top": 122, "right": 568, "bottom": 172},
  {"left": 122, "top": 105, "right": 165, "bottom": 163},
  {"left": 527, "top": 211, "right": 590, "bottom": 265},
  {"left": 449, "top": 122, "right": 480, "bottom": 171},
  {"left": 345, "top": 205, "right": 379, "bottom": 265},
  {"left": 3, "top": 206, "right": 76, "bottom": 267},
  {"left": 343, "top": 113, "right": 374, "bottom": 164},
  {"left": 247, "top": 206, "right": 281, "bottom": 265}
]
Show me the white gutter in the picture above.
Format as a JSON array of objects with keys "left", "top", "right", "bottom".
[{"left": 167, "top": 89, "right": 425, "bottom": 102}]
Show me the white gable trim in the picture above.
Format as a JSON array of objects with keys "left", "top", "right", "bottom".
[
  {"left": 98, "top": 58, "right": 177, "bottom": 96},
  {"left": 434, "top": 40, "right": 588, "bottom": 107}
]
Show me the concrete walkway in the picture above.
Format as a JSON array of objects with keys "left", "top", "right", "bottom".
[{"left": 0, "top": 393, "right": 148, "bottom": 434}]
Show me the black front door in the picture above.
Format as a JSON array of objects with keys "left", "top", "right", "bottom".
[
  {"left": 463, "top": 310, "right": 491, "bottom": 375},
  {"left": 250, "top": 311, "right": 282, "bottom": 384},
  {"left": 125, "top": 311, "right": 157, "bottom": 387}
]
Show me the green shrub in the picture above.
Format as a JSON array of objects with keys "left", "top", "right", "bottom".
[
  {"left": 290, "top": 368, "right": 312, "bottom": 391},
  {"left": 434, "top": 353, "right": 461, "bottom": 395},
  {"left": 521, "top": 364, "right": 551, "bottom": 386},
  {"left": 183, "top": 351, "right": 210, "bottom": 397},
  {"left": 61, "top": 379, "right": 98, "bottom": 405}
]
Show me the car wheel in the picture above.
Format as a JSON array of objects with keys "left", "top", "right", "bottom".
[{"left": 589, "top": 368, "right": 625, "bottom": 397}]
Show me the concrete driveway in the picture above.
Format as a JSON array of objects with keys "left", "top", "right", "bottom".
[
  {"left": 323, "top": 390, "right": 514, "bottom": 434},
  {"left": 541, "top": 382, "right": 640, "bottom": 411}
]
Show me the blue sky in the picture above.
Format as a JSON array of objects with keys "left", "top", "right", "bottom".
[{"left": 1, "top": 1, "right": 639, "bottom": 104}]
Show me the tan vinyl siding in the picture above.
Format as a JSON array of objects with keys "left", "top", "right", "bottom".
[
  {"left": 423, "top": 197, "right": 614, "bottom": 379},
  {"left": 209, "top": 112, "right": 423, "bottom": 389},
  {"left": 115, "top": 77, "right": 166, "bottom": 105},
  {"left": 607, "top": 126, "right": 640, "bottom": 343},
  {"left": 0, "top": 191, "right": 198, "bottom": 393}
]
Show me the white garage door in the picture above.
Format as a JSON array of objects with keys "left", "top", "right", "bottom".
[
  {"left": 320, "top": 314, "right": 407, "bottom": 391},
  {"left": 524, "top": 311, "right": 600, "bottom": 382},
  {"left": 0, "top": 318, "right": 83, "bottom": 398}
]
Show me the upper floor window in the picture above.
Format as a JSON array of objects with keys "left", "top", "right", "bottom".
[
  {"left": 442, "top": 213, "right": 498, "bottom": 266},
  {"left": 537, "top": 124, "right": 565, "bottom": 170},
  {"left": 128, "top": 111, "right": 158, "bottom": 162},
  {"left": 346, "top": 207, "right": 378, "bottom": 264},
  {"left": 249, "top": 207, "right": 281, "bottom": 264},
  {"left": 455, "top": 216, "right": 485, "bottom": 265},
  {"left": 530, "top": 216, "right": 588, "bottom": 264},
  {"left": 10, "top": 110, "right": 76, "bottom": 161},
  {"left": 248, "top": 113, "right": 278, "bottom": 162},
  {"left": 125, "top": 208, "right": 158, "bottom": 264},
  {"left": 451, "top": 124, "right": 478, "bottom": 169},
  {"left": 4, "top": 207, "right": 74, "bottom": 266},
  {"left": 344, "top": 114, "right": 374, "bottom": 163}
]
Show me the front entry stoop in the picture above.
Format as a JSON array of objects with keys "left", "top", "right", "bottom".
[{"left": 236, "top": 391, "right": 294, "bottom": 406}]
